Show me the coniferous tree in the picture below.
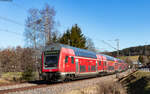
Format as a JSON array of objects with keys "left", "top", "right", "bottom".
[
  {"left": 51, "top": 31, "right": 60, "bottom": 43},
  {"left": 70, "top": 24, "right": 86, "bottom": 48},
  {"left": 59, "top": 29, "right": 71, "bottom": 45},
  {"left": 59, "top": 24, "right": 87, "bottom": 49}
]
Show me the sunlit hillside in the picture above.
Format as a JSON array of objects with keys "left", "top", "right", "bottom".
[{"left": 118, "top": 56, "right": 139, "bottom": 62}]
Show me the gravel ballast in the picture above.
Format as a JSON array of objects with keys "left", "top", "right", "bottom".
[
  {"left": 0, "top": 83, "right": 37, "bottom": 91},
  {"left": 5, "top": 71, "right": 130, "bottom": 94}
]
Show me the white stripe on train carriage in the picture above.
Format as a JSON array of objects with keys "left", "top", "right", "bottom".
[{"left": 60, "top": 71, "right": 98, "bottom": 75}]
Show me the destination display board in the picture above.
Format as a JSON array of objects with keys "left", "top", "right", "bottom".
[{"left": 44, "top": 50, "right": 59, "bottom": 55}]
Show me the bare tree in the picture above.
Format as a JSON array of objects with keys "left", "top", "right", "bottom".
[
  {"left": 52, "top": 30, "right": 61, "bottom": 43},
  {"left": 86, "top": 37, "right": 96, "bottom": 52},
  {"left": 40, "top": 4, "right": 56, "bottom": 45},
  {"left": 0, "top": 52, "right": 2, "bottom": 77},
  {"left": 24, "top": 4, "right": 56, "bottom": 48},
  {"left": 24, "top": 8, "right": 42, "bottom": 48}
]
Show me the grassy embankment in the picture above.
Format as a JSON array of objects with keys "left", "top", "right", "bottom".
[
  {"left": 120, "top": 71, "right": 150, "bottom": 94},
  {"left": 0, "top": 72, "right": 39, "bottom": 84},
  {"left": 0, "top": 72, "right": 22, "bottom": 84}
]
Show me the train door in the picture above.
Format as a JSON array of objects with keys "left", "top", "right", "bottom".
[
  {"left": 115, "top": 63, "right": 118, "bottom": 72},
  {"left": 103, "top": 61, "right": 107, "bottom": 72},
  {"left": 99, "top": 56, "right": 104, "bottom": 72},
  {"left": 75, "top": 59, "right": 79, "bottom": 73},
  {"left": 70, "top": 56, "right": 75, "bottom": 72},
  {"left": 103, "top": 61, "right": 105, "bottom": 71},
  {"left": 99, "top": 60, "right": 103, "bottom": 72},
  {"left": 96, "top": 60, "right": 98, "bottom": 72},
  {"left": 65, "top": 56, "right": 70, "bottom": 72}
]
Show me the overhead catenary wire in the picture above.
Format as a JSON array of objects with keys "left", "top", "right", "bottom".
[
  {"left": 101, "top": 40, "right": 118, "bottom": 50},
  {"left": 101, "top": 39, "right": 120, "bottom": 56},
  {"left": 0, "top": 1, "right": 27, "bottom": 26},
  {"left": 11, "top": 2, "right": 28, "bottom": 11},
  {"left": 0, "top": 29, "right": 22, "bottom": 36},
  {"left": 0, "top": 16, "right": 24, "bottom": 26},
  {"left": 0, "top": 14, "right": 24, "bottom": 36}
]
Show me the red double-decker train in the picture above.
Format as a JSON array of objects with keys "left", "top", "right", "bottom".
[{"left": 41, "top": 43, "right": 128, "bottom": 81}]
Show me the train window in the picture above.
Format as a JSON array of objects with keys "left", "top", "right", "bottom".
[
  {"left": 65, "top": 56, "right": 68, "bottom": 63},
  {"left": 101, "top": 54, "right": 114, "bottom": 61},
  {"left": 99, "top": 61, "right": 101, "bottom": 65},
  {"left": 80, "top": 65, "right": 86, "bottom": 72},
  {"left": 108, "top": 66, "right": 114, "bottom": 70},
  {"left": 45, "top": 55, "right": 58, "bottom": 67},
  {"left": 119, "top": 66, "right": 122, "bottom": 70},
  {"left": 104, "top": 61, "right": 107, "bottom": 66},
  {"left": 88, "top": 66, "right": 90, "bottom": 71},
  {"left": 91, "top": 66, "right": 96, "bottom": 71},
  {"left": 71, "top": 57, "right": 74, "bottom": 64},
  {"left": 73, "top": 48, "right": 97, "bottom": 59}
]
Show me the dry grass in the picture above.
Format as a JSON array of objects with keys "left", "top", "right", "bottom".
[
  {"left": 63, "top": 80, "right": 126, "bottom": 94},
  {"left": 120, "top": 71, "right": 150, "bottom": 94},
  {"left": 118, "top": 56, "right": 139, "bottom": 62},
  {"left": 0, "top": 78, "right": 10, "bottom": 84},
  {"left": 1, "top": 72, "right": 22, "bottom": 81},
  {"left": 97, "top": 80, "right": 126, "bottom": 94},
  {"left": 0, "top": 72, "right": 39, "bottom": 83},
  {"left": 0, "top": 72, "right": 22, "bottom": 85}
]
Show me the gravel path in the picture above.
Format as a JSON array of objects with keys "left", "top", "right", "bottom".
[
  {"left": 0, "top": 83, "right": 37, "bottom": 91},
  {"left": 4, "top": 71, "right": 130, "bottom": 94}
]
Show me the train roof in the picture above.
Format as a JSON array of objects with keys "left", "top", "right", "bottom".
[
  {"left": 98, "top": 54, "right": 125, "bottom": 63},
  {"left": 100, "top": 54, "right": 116, "bottom": 61},
  {"left": 117, "top": 59, "right": 125, "bottom": 63},
  {"left": 44, "top": 44, "right": 126, "bottom": 62},
  {"left": 44, "top": 43, "right": 97, "bottom": 59}
]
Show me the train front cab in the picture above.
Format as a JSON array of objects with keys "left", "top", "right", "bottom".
[
  {"left": 41, "top": 45, "right": 75, "bottom": 81},
  {"left": 42, "top": 45, "right": 86, "bottom": 81},
  {"left": 41, "top": 49, "right": 62, "bottom": 81}
]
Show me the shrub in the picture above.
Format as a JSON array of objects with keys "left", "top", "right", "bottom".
[{"left": 22, "top": 67, "right": 35, "bottom": 81}]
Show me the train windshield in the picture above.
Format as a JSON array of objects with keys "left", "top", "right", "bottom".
[
  {"left": 45, "top": 55, "right": 58, "bottom": 68},
  {"left": 44, "top": 50, "right": 59, "bottom": 68}
]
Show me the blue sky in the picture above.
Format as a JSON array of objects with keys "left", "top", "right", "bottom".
[{"left": 0, "top": 0, "right": 150, "bottom": 51}]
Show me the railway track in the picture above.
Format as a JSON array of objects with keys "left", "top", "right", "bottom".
[
  {"left": 0, "top": 80, "right": 62, "bottom": 94},
  {"left": 0, "top": 71, "right": 131, "bottom": 94}
]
